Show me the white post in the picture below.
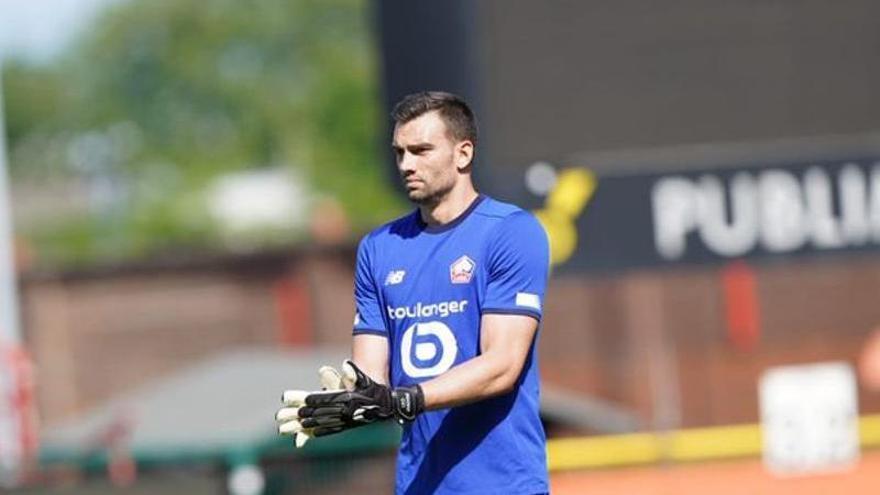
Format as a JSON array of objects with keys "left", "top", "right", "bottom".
[
  {"left": 0, "top": 61, "right": 26, "bottom": 487},
  {"left": 0, "top": 60, "right": 20, "bottom": 346}
]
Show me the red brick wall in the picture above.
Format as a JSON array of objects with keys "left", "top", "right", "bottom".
[
  {"left": 20, "top": 250, "right": 355, "bottom": 425},
  {"left": 540, "top": 257, "right": 880, "bottom": 430},
  {"left": 21, "top": 248, "right": 880, "bottom": 429}
]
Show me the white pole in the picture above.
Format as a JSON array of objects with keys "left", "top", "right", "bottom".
[
  {"left": 0, "top": 60, "right": 21, "bottom": 346},
  {"left": 0, "top": 60, "right": 25, "bottom": 488}
]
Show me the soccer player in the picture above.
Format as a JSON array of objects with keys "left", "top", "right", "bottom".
[{"left": 278, "top": 91, "right": 550, "bottom": 494}]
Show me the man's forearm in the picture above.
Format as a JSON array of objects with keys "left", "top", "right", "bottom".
[
  {"left": 419, "top": 352, "right": 521, "bottom": 410},
  {"left": 352, "top": 333, "right": 390, "bottom": 385}
]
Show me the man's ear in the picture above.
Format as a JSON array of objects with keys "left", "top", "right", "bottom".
[{"left": 455, "top": 140, "right": 475, "bottom": 171}]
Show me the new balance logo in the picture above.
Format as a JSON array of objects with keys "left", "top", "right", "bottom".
[{"left": 385, "top": 270, "right": 406, "bottom": 286}]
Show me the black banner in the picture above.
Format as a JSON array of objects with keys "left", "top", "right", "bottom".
[{"left": 542, "top": 157, "right": 880, "bottom": 273}]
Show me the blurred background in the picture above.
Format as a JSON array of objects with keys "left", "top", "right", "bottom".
[{"left": 2, "top": 0, "right": 880, "bottom": 493}]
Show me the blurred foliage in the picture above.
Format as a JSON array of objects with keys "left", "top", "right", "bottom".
[{"left": 3, "top": 0, "right": 405, "bottom": 268}]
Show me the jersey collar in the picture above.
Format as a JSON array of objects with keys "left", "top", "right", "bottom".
[{"left": 417, "top": 194, "right": 485, "bottom": 234}]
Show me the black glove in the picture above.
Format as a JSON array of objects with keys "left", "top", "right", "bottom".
[
  {"left": 278, "top": 360, "right": 425, "bottom": 443},
  {"left": 304, "top": 360, "right": 424, "bottom": 426}
]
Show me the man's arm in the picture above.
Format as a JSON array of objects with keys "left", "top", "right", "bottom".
[
  {"left": 350, "top": 313, "right": 537, "bottom": 410},
  {"left": 352, "top": 333, "right": 390, "bottom": 385},
  {"left": 420, "top": 313, "right": 538, "bottom": 410},
  {"left": 282, "top": 314, "right": 537, "bottom": 436}
]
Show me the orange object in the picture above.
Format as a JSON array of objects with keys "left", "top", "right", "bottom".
[
  {"left": 859, "top": 328, "right": 880, "bottom": 390},
  {"left": 551, "top": 450, "right": 880, "bottom": 495},
  {"left": 274, "top": 273, "right": 313, "bottom": 347},
  {"left": 721, "top": 261, "right": 761, "bottom": 351}
]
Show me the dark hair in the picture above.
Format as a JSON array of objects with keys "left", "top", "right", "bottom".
[{"left": 391, "top": 91, "right": 478, "bottom": 145}]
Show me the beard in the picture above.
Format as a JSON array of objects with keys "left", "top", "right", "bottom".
[{"left": 403, "top": 172, "right": 455, "bottom": 206}]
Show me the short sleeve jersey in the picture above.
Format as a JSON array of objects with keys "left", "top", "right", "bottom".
[{"left": 352, "top": 195, "right": 550, "bottom": 495}]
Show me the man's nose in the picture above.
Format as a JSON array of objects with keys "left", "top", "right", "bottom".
[{"left": 398, "top": 152, "right": 416, "bottom": 173}]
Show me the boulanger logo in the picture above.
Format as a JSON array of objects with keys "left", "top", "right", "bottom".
[
  {"left": 401, "top": 321, "right": 458, "bottom": 378},
  {"left": 387, "top": 300, "right": 468, "bottom": 320}
]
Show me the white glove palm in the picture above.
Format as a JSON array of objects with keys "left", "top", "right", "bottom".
[{"left": 276, "top": 364, "right": 353, "bottom": 447}]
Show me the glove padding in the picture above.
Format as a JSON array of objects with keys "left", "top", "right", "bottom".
[
  {"left": 276, "top": 364, "right": 346, "bottom": 447},
  {"left": 276, "top": 360, "right": 424, "bottom": 447}
]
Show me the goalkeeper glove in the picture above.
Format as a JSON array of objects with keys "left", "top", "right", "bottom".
[
  {"left": 322, "top": 360, "right": 425, "bottom": 425},
  {"left": 277, "top": 360, "right": 425, "bottom": 446}
]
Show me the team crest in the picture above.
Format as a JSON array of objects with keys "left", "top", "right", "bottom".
[{"left": 449, "top": 255, "right": 476, "bottom": 284}]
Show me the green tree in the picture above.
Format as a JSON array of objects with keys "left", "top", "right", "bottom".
[{"left": 4, "top": 0, "right": 404, "bottom": 267}]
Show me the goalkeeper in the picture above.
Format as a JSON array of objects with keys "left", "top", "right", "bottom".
[{"left": 277, "top": 92, "right": 550, "bottom": 495}]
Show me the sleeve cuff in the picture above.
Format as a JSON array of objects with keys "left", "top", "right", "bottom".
[
  {"left": 352, "top": 328, "right": 388, "bottom": 337},
  {"left": 481, "top": 307, "right": 542, "bottom": 322}
]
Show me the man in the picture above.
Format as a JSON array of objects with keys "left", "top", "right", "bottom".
[{"left": 277, "top": 91, "right": 550, "bottom": 494}]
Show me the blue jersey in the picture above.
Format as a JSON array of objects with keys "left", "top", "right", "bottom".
[{"left": 352, "top": 195, "right": 550, "bottom": 495}]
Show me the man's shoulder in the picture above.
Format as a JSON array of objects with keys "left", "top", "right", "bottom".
[
  {"left": 359, "top": 209, "right": 420, "bottom": 246},
  {"left": 475, "top": 196, "right": 542, "bottom": 231},
  {"left": 474, "top": 197, "right": 548, "bottom": 260},
  {"left": 474, "top": 195, "right": 524, "bottom": 220}
]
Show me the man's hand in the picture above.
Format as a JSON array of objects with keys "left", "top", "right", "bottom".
[
  {"left": 305, "top": 360, "right": 424, "bottom": 425},
  {"left": 276, "top": 360, "right": 425, "bottom": 447}
]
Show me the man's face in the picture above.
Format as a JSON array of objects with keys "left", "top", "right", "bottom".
[{"left": 392, "top": 111, "right": 470, "bottom": 205}]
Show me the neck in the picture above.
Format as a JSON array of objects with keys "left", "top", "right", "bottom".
[{"left": 419, "top": 183, "right": 479, "bottom": 227}]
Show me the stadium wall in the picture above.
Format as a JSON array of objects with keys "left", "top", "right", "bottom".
[{"left": 18, "top": 248, "right": 880, "bottom": 431}]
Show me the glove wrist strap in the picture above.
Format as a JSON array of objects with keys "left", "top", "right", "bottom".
[{"left": 391, "top": 385, "right": 425, "bottom": 424}]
